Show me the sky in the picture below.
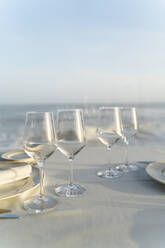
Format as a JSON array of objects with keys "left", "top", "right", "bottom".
[{"left": 0, "top": 0, "right": 165, "bottom": 104}]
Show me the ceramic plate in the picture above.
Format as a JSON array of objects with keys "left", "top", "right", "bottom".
[
  {"left": 0, "top": 162, "right": 40, "bottom": 200},
  {"left": 1, "top": 150, "right": 34, "bottom": 163},
  {"left": 146, "top": 161, "right": 165, "bottom": 184}
]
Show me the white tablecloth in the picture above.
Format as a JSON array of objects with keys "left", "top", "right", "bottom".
[{"left": 0, "top": 144, "right": 165, "bottom": 248}]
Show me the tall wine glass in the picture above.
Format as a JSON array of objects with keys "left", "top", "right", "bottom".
[
  {"left": 23, "top": 112, "right": 57, "bottom": 214},
  {"left": 116, "top": 107, "right": 138, "bottom": 172},
  {"left": 96, "top": 107, "right": 123, "bottom": 178},
  {"left": 54, "top": 109, "right": 86, "bottom": 198}
]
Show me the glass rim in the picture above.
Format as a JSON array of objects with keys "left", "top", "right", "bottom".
[
  {"left": 99, "top": 106, "right": 119, "bottom": 110},
  {"left": 118, "top": 107, "right": 136, "bottom": 110},
  {"left": 25, "top": 111, "right": 54, "bottom": 114},
  {"left": 56, "top": 108, "right": 83, "bottom": 112}
]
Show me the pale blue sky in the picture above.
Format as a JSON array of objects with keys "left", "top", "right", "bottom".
[{"left": 0, "top": 0, "right": 165, "bottom": 104}]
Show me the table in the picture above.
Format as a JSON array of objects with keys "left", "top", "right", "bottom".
[{"left": 0, "top": 144, "right": 165, "bottom": 248}]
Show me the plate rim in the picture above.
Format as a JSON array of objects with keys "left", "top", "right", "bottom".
[
  {"left": 1, "top": 149, "right": 34, "bottom": 162},
  {"left": 146, "top": 161, "right": 165, "bottom": 184}
]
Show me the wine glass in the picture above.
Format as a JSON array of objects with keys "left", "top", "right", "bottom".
[
  {"left": 54, "top": 109, "right": 86, "bottom": 198},
  {"left": 96, "top": 107, "right": 123, "bottom": 178},
  {"left": 116, "top": 107, "right": 138, "bottom": 172},
  {"left": 23, "top": 112, "right": 57, "bottom": 214}
]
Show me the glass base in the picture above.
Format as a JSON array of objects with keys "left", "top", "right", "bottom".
[
  {"left": 23, "top": 195, "right": 57, "bottom": 214},
  {"left": 97, "top": 168, "right": 123, "bottom": 179},
  {"left": 116, "top": 163, "right": 138, "bottom": 172},
  {"left": 54, "top": 183, "right": 86, "bottom": 198}
]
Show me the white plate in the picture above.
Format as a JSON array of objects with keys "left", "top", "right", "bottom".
[
  {"left": 1, "top": 150, "right": 34, "bottom": 163},
  {"left": 146, "top": 161, "right": 165, "bottom": 184},
  {"left": 0, "top": 162, "right": 40, "bottom": 201}
]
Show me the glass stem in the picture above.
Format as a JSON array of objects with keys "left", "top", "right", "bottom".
[
  {"left": 68, "top": 158, "right": 74, "bottom": 186},
  {"left": 125, "top": 142, "right": 129, "bottom": 167},
  {"left": 38, "top": 161, "right": 45, "bottom": 200},
  {"left": 107, "top": 146, "right": 112, "bottom": 170}
]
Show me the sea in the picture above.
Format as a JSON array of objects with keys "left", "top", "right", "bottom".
[{"left": 0, "top": 102, "right": 164, "bottom": 151}]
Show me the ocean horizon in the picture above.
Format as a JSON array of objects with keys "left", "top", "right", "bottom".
[{"left": 0, "top": 102, "right": 164, "bottom": 151}]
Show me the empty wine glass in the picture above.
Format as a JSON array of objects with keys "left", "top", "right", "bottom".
[
  {"left": 23, "top": 112, "right": 57, "bottom": 214},
  {"left": 116, "top": 107, "right": 138, "bottom": 172},
  {"left": 96, "top": 107, "right": 123, "bottom": 178},
  {"left": 54, "top": 109, "right": 86, "bottom": 198}
]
